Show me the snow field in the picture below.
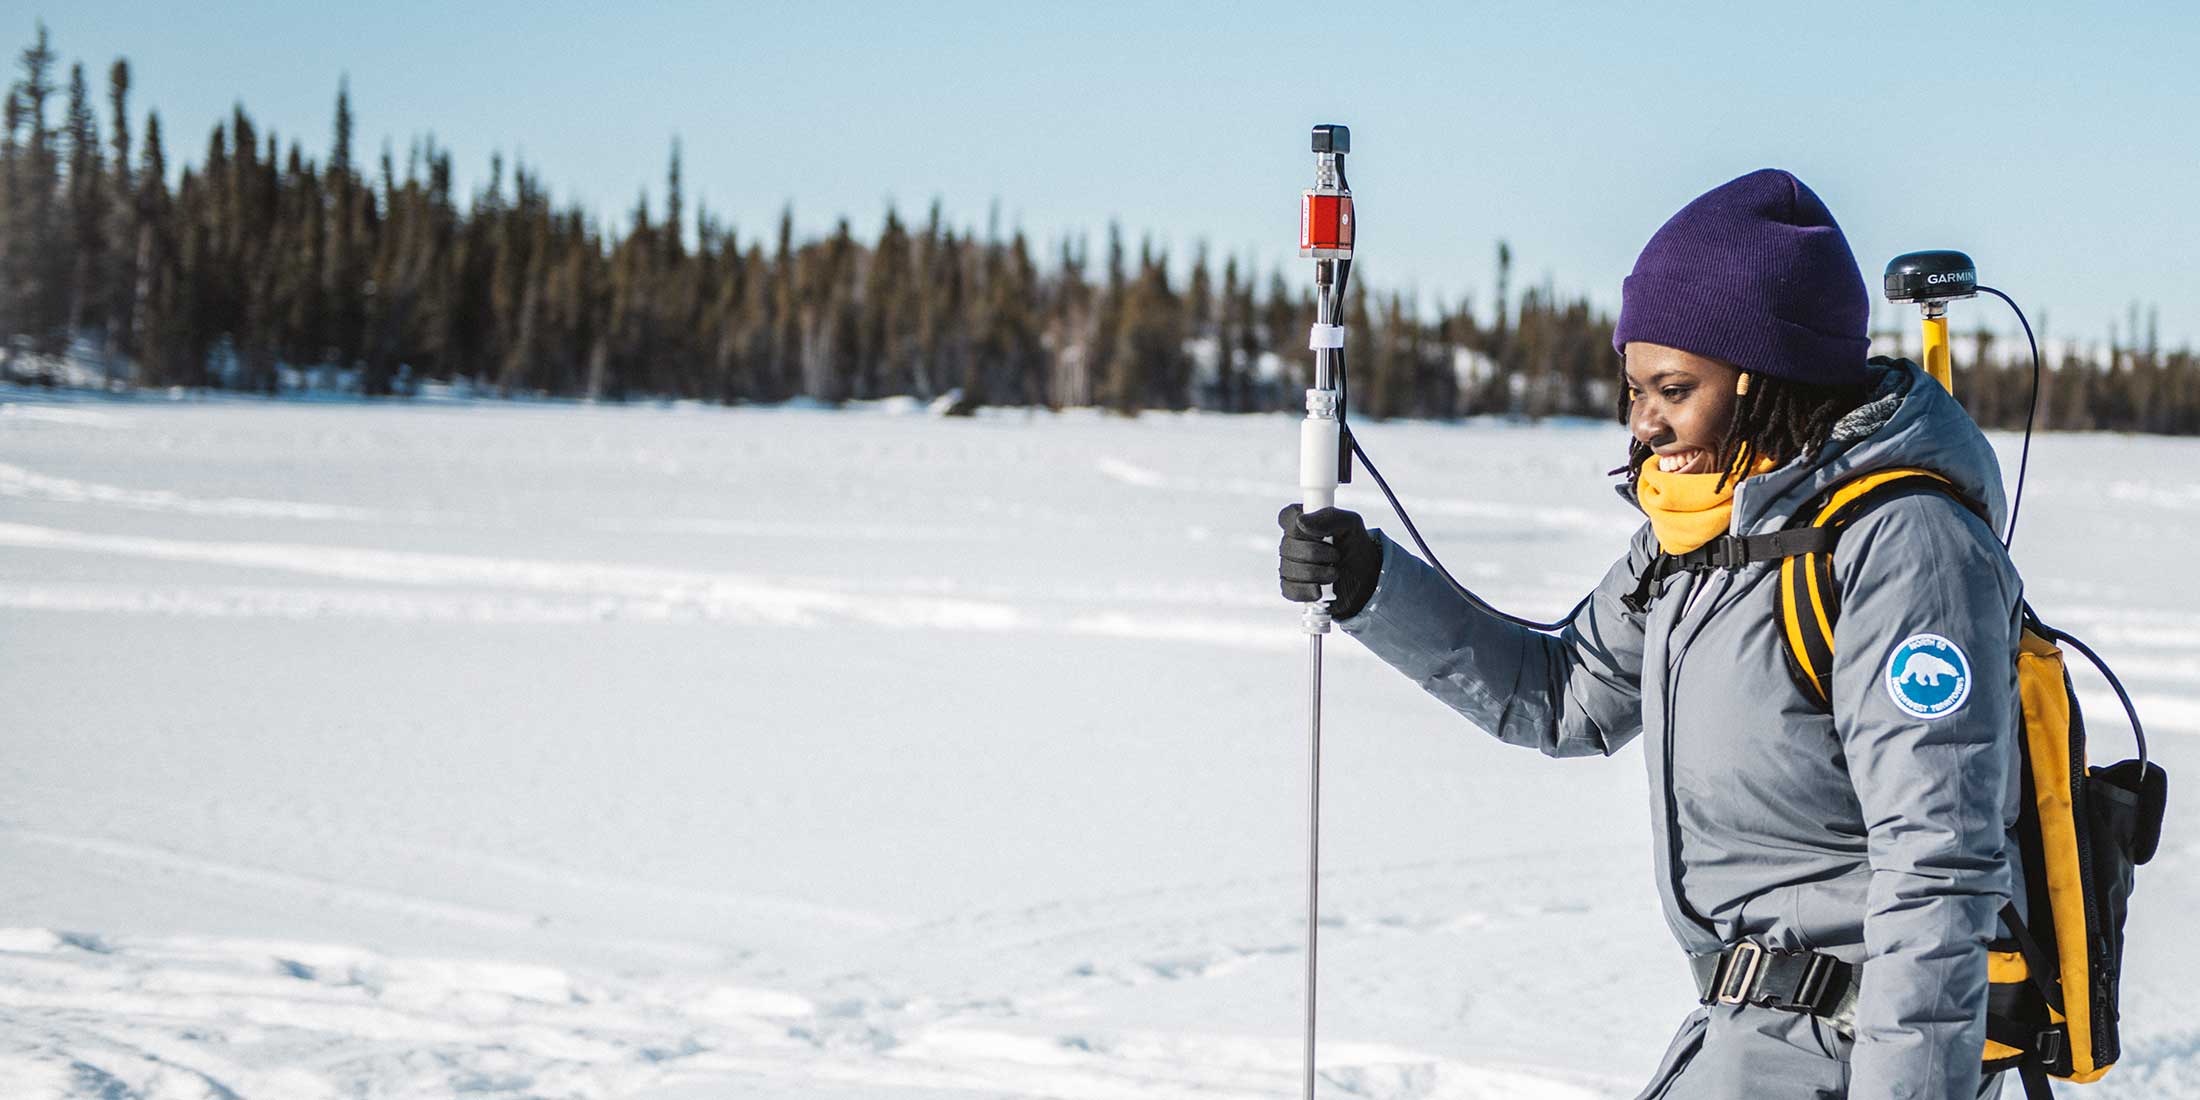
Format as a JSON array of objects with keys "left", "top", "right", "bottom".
[{"left": 1, "top": 389, "right": 2195, "bottom": 1098}]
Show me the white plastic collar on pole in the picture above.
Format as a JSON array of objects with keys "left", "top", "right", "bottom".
[
  {"left": 1299, "top": 386, "right": 1340, "bottom": 636},
  {"left": 1308, "top": 324, "right": 1345, "bottom": 350}
]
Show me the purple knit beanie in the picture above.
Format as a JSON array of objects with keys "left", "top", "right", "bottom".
[{"left": 1612, "top": 169, "right": 1870, "bottom": 386}]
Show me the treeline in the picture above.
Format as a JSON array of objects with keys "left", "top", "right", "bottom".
[
  {"left": 5, "top": 25, "right": 2198, "bottom": 432},
  {"left": 1920, "top": 314, "right": 2200, "bottom": 435}
]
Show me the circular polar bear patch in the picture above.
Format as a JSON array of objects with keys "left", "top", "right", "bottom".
[{"left": 1885, "top": 633, "right": 1971, "bottom": 720}]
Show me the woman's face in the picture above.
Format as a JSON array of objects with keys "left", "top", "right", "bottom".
[{"left": 1624, "top": 342, "right": 1742, "bottom": 476}]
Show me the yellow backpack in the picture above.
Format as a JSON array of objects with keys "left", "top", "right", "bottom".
[{"left": 1773, "top": 467, "right": 2169, "bottom": 1097}]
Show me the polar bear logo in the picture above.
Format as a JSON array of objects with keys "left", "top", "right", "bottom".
[
  {"left": 1885, "top": 633, "right": 1970, "bottom": 719},
  {"left": 1896, "top": 652, "right": 1962, "bottom": 688}
]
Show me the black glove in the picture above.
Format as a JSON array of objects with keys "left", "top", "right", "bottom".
[{"left": 1277, "top": 504, "right": 1382, "bottom": 620}]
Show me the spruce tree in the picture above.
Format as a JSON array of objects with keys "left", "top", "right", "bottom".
[
  {"left": 8, "top": 23, "right": 67, "bottom": 357},
  {"left": 734, "top": 242, "right": 772, "bottom": 401},
  {"left": 1106, "top": 241, "right": 1188, "bottom": 413},
  {"left": 1261, "top": 271, "right": 1299, "bottom": 402},
  {"left": 1214, "top": 256, "right": 1240, "bottom": 412},
  {"left": 802, "top": 217, "right": 858, "bottom": 403},
  {"left": 912, "top": 201, "right": 946, "bottom": 398},
  {"left": 62, "top": 60, "right": 104, "bottom": 346},
  {"left": 1477, "top": 240, "right": 1519, "bottom": 414},
  {"left": 859, "top": 206, "right": 908, "bottom": 398},
  {"left": 274, "top": 142, "right": 321, "bottom": 370},
  {"left": 1231, "top": 259, "right": 1261, "bottom": 411},
  {"left": 323, "top": 80, "right": 366, "bottom": 374},
  {"left": 1102, "top": 273, "right": 1146, "bottom": 414},
  {"left": 952, "top": 234, "right": 1001, "bottom": 414},
  {"left": 1046, "top": 236, "right": 1090, "bottom": 408},
  {"left": 1186, "top": 244, "right": 1213, "bottom": 404},
  {"left": 1089, "top": 222, "right": 1126, "bottom": 405},
  {"left": 499, "top": 214, "right": 546, "bottom": 396},
  {"left": 1358, "top": 287, "right": 1397, "bottom": 418},
  {"left": 661, "top": 214, "right": 706, "bottom": 399},
  {"left": 1005, "top": 231, "right": 1044, "bottom": 405},
  {"left": 0, "top": 70, "right": 16, "bottom": 355},
  {"left": 768, "top": 206, "right": 798, "bottom": 400},
  {"left": 103, "top": 58, "right": 134, "bottom": 364},
  {"left": 702, "top": 230, "right": 745, "bottom": 402},
  {"left": 663, "top": 139, "right": 683, "bottom": 262},
  {"left": 930, "top": 227, "right": 967, "bottom": 403},
  {"left": 129, "top": 110, "right": 173, "bottom": 383}
]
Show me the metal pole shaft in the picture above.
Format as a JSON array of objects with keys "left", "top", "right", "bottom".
[
  {"left": 1296, "top": 126, "right": 1351, "bottom": 1099},
  {"left": 1297, "top": 260, "right": 1340, "bottom": 1100},
  {"left": 1303, "top": 631, "right": 1324, "bottom": 1100}
]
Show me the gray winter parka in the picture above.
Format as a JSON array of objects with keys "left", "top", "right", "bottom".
[{"left": 1339, "top": 360, "right": 2024, "bottom": 1100}]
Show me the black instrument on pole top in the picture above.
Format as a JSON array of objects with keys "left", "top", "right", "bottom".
[
  {"left": 1300, "top": 125, "right": 1353, "bottom": 260},
  {"left": 1884, "top": 249, "right": 1979, "bottom": 304}
]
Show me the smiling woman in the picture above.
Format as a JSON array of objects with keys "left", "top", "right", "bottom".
[{"left": 1281, "top": 169, "right": 2029, "bottom": 1100}]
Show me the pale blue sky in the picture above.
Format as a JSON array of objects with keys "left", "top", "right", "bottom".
[{"left": 20, "top": 1, "right": 2200, "bottom": 347}]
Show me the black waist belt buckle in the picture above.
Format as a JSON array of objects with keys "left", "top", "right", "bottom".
[{"left": 1701, "top": 941, "right": 1849, "bottom": 1016}]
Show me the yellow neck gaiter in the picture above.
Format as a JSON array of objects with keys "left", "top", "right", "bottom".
[{"left": 1636, "top": 452, "right": 1778, "bottom": 554}]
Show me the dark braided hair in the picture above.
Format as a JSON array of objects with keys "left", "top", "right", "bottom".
[{"left": 1615, "top": 367, "right": 1873, "bottom": 494}]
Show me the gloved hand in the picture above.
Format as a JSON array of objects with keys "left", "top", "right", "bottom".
[{"left": 1277, "top": 504, "right": 1382, "bottom": 620}]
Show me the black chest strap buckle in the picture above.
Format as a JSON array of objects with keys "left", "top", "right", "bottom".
[{"left": 1624, "top": 528, "right": 1838, "bottom": 614}]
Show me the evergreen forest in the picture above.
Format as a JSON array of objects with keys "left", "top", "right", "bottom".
[{"left": 5, "top": 26, "right": 2197, "bottom": 433}]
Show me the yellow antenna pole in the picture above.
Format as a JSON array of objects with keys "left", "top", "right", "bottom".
[
  {"left": 1921, "top": 302, "right": 1952, "bottom": 393},
  {"left": 1884, "top": 250, "right": 1976, "bottom": 395}
]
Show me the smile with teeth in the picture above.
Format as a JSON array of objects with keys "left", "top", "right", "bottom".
[{"left": 1657, "top": 449, "right": 1713, "bottom": 474}]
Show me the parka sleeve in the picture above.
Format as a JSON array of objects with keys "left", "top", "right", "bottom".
[
  {"left": 1828, "top": 491, "right": 2023, "bottom": 1100},
  {"left": 1336, "top": 524, "right": 1654, "bottom": 758}
]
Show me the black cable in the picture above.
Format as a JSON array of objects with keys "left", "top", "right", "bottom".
[
  {"left": 1980, "top": 295, "right": 2149, "bottom": 768},
  {"left": 1320, "top": 166, "right": 1584, "bottom": 633},
  {"left": 2036, "top": 616, "right": 2149, "bottom": 768},
  {"left": 1335, "top": 257, "right": 1352, "bottom": 441},
  {"left": 1976, "top": 285, "right": 2039, "bottom": 549},
  {"left": 1346, "top": 431, "right": 1592, "bottom": 632}
]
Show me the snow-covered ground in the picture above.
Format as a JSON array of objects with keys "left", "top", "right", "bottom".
[{"left": 1, "top": 388, "right": 2194, "bottom": 1099}]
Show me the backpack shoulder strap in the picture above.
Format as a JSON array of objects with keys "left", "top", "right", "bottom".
[{"left": 1775, "top": 468, "right": 1987, "bottom": 708}]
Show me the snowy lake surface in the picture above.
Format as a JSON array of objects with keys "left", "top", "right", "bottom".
[{"left": 2, "top": 389, "right": 2195, "bottom": 1099}]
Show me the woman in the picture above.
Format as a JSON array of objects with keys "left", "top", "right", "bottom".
[{"left": 1278, "top": 169, "right": 2022, "bottom": 1100}]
